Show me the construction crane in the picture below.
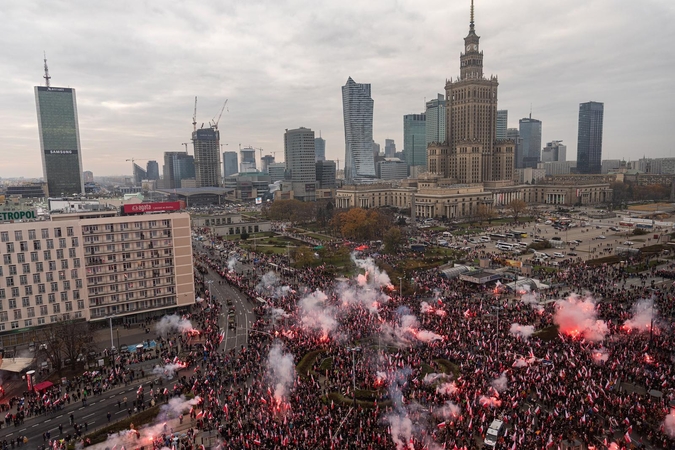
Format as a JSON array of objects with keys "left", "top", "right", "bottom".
[
  {"left": 192, "top": 96, "right": 198, "bottom": 131},
  {"left": 181, "top": 142, "right": 189, "bottom": 152},
  {"left": 209, "top": 99, "right": 228, "bottom": 129}
]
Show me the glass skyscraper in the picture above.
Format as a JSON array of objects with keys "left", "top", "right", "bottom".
[
  {"left": 404, "top": 113, "right": 427, "bottom": 170},
  {"left": 314, "top": 137, "right": 326, "bottom": 162},
  {"left": 342, "top": 77, "right": 375, "bottom": 182},
  {"left": 34, "top": 86, "right": 84, "bottom": 197},
  {"left": 519, "top": 116, "right": 542, "bottom": 169},
  {"left": 425, "top": 94, "right": 446, "bottom": 145},
  {"left": 496, "top": 110, "right": 508, "bottom": 140},
  {"left": 576, "top": 101, "right": 604, "bottom": 174}
]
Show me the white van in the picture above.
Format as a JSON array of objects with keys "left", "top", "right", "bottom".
[
  {"left": 533, "top": 251, "right": 549, "bottom": 259},
  {"left": 479, "top": 236, "right": 491, "bottom": 242},
  {"left": 484, "top": 419, "right": 504, "bottom": 447},
  {"left": 496, "top": 242, "right": 514, "bottom": 251},
  {"left": 553, "top": 252, "right": 565, "bottom": 258},
  {"left": 442, "top": 231, "right": 453, "bottom": 237}
]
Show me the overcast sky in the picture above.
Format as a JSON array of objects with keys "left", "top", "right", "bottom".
[{"left": 1, "top": 0, "right": 674, "bottom": 178}]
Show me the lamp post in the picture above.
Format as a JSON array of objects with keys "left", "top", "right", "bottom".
[
  {"left": 108, "top": 315, "right": 115, "bottom": 351},
  {"left": 349, "top": 347, "right": 361, "bottom": 406},
  {"left": 398, "top": 277, "right": 403, "bottom": 298}
]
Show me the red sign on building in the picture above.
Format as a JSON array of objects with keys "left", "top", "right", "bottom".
[{"left": 123, "top": 201, "right": 182, "bottom": 214}]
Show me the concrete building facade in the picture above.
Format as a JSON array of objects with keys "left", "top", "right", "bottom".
[{"left": 541, "top": 140, "right": 566, "bottom": 163}]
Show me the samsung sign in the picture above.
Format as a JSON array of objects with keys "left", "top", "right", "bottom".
[{"left": 1, "top": 210, "right": 38, "bottom": 221}]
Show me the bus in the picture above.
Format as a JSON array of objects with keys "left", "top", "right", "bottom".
[
  {"left": 496, "top": 241, "right": 515, "bottom": 251},
  {"left": 511, "top": 230, "right": 528, "bottom": 238},
  {"left": 490, "top": 233, "right": 506, "bottom": 241}
]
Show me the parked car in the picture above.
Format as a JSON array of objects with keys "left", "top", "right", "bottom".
[
  {"left": 568, "top": 252, "right": 578, "bottom": 256},
  {"left": 597, "top": 235, "right": 606, "bottom": 239},
  {"left": 623, "top": 241, "right": 634, "bottom": 246}
]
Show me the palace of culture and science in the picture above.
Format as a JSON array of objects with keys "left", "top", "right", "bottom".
[{"left": 335, "top": 2, "right": 612, "bottom": 216}]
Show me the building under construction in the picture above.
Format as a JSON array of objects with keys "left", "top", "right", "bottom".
[{"left": 193, "top": 127, "right": 222, "bottom": 188}]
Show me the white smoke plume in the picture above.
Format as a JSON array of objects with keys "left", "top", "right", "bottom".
[
  {"left": 227, "top": 255, "right": 238, "bottom": 272},
  {"left": 520, "top": 286, "right": 544, "bottom": 311},
  {"left": 423, "top": 373, "right": 450, "bottom": 385},
  {"left": 491, "top": 372, "right": 508, "bottom": 393},
  {"left": 152, "top": 362, "right": 185, "bottom": 379},
  {"left": 299, "top": 290, "right": 337, "bottom": 337},
  {"left": 664, "top": 409, "right": 675, "bottom": 438},
  {"left": 479, "top": 395, "right": 502, "bottom": 408},
  {"left": 554, "top": 294, "right": 608, "bottom": 342},
  {"left": 509, "top": 323, "right": 535, "bottom": 339},
  {"left": 269, "top": 308, "right": 290, "bottom": 322},
  {"left": 352, "top": 255, "right": 393, "bottom": 288},
  {"left": 339, "top": 281, "right": 388, "bottom": 313},
  {"left": 267, "top": 343, "right": 296, "bottom": 402},
  {"left": 435, "top": 401, "right": 461, "bottom": 421},
  {"left": 416, "top": 330, "right": 444, "bottom": 342},
  {"left": 436, "top": 382, "right": 458, "bottom": 396},
  {"left": 512, "top": 358, "right": 528, "bottom": 368},
  {"left": 156, "top": 314, "right": 195, "bottom": 336},
  {"left": 420, "top": 301, "right": 433, "bottom": 314},
  {"left": 385, "top": 369, "right": 416, "bottom": 450},
  {"left": 591, "top": 347, "right": 609, "bottom": 364},
  {"left": 256, "top": 271, "right": 292, "bottom": 298},
  {"left": 623, "top": 298, "right": 658, "bottom": 333}
]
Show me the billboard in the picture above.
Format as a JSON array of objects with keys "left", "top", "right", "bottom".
[{"left": 123, "top": 201, "right": 182, "bottom": 214}]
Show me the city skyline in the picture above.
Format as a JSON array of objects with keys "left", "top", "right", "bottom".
[{"left": 0, "top": 0, "right": 673, "bottom": 178}]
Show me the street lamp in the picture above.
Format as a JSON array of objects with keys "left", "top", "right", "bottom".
[
  {"left": 398, "top": 277, "right": 403, "bottom": 298},
  {"left": 349, "top": 347, "right": 361, "bottom": 406},
  {"left": 107, "top": 315, "right": 116, "bottom": 351}
]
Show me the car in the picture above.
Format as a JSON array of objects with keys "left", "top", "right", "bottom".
[
  {"left": 609, "top": 227, "right": 619, "bottom": 232},
  {"left": 550, "top": 261, "right": 560, "bottom": 267},
  {"left": 571, "top": 239, "right": 582, "bottom": 244},
  {"left": 553, "top": 252, "right": 565, "bottom": 258},
  {"left": 597, "top": 235, "right": 606, "bottom": 239},
  {"left": 568, "top": 252, "right": 578, "bottom": 256},
  {"left": 623, "top": 241, "right": 634, "bottom": 246},
  {"left": 479, "top": 236, "right": 491, "bottom": 242},
  {"left": 596, "top": 225, "right": 602, "bottom": 229}
]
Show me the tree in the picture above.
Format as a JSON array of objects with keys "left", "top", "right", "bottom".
[
  {"left": 241, "top": 231, "right": 250, "bottom": 240},
  {"left": 476, "top": 203, "right": 497, "bottom": 224},
  {"left": 291, "top": 245, "right": 316, "bottom": 267},
  {"left": 330, "top": 208, "right": 391, "bottom": 241},
  {"left": 507, "top": 199, "right": 528, "bottom": 223},
  {"left": 383, "top": 227, "right": 403, "bottom": 254},
  {"left": 37, "top": 319, "right": 96, "bottom": 376}
]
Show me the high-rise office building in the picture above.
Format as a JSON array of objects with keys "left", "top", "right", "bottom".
[
  {"left": 576, "top": 101, "right": 604, "bottom": 174},
  {"left": 342, "top": 77, "right": 375, "bottom": 182},
  {"left": 132, "top": 163, "right": 148, "bottom": 185},
  {"left": 284, "top": 128, "right": 316, "bottom": 182},
  {"left": 223, "top": 151, "right": 238, "bottom": 177},
  {"left": 146, "top": 161, "right": 160, "bottom": 180},
  {"left": 261, "top": 155, "right": 275, "bottom": 174},
  {"left": 268, "top": 162, "right": 286, "bottom": 183},
  {"left": 83, "top": 171, "right": 94, "bottom": 183},
  {"left": 192, "top": 127, "right": 221, "bottom": 187},
  {"left": 425, "top": 94, "right": 447, "bottom": 145},
  {"left": 240, "top": 147, "right": 257, "bottom": 172},
  {"left": 315, "top": 137, "right": 326, "bottom": 162},
  {"left": 427, "top": 3, "right": 514, "bottom": 183},
  {"left": 507, "top": 128, "right": 522, "bottom": 168},
  {"left": 404, "top": 113, "right": 427, "bottom": 170},
  {"left": 373, "top": 141, "right": 381, "bottom": 158},
  {"left": 316, "top": 160, "right": 337, "bottom": 189},
  {"left": 519, "top": 116, "right": 542, "bottom": 169},
  {"left": 496, "top": 110, "right": 508, "bottom": 140},
  {"left": 163, "top": 152, "right": 195, "bottom": 189},
  {"left": 542, "top": 140, "right": 566, "bottom": 163},
  {"left": 384, "top": 139, "right": 396, "bottom": 158},
  {"left": 34, "top": 59, "right": 84, "bottom": 197}
]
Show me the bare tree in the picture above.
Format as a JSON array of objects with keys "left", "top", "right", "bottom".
[
  {"left": 37, "top": 319, "right": 96, "bottom": 376},
  {"left": 507, "top": 199, "right": 528, "bottom": 223}
]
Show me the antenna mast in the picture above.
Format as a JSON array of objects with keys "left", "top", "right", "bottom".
[
  {"left": 192, "top": 97, "right": 198, "bottom": 131},
  {"left": 43, "top": 52, "right": 51, "bottom": 87}
]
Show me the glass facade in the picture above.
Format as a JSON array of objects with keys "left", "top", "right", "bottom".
[
  {"left": 403, "top": 113, "right": 427, "bottom": 170},
  {"left": 35, "top": 86, "right": 84, "bottom": 197},
  {"left": 576, "top": 102, "right": 604, "bottom": 174},
  {"left": 342, "top": 77, "right": 376, "bottom": 182}
]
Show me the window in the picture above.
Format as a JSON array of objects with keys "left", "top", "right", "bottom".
[
  {"left": 37, "top": 317, "right": 45, "bottom": 325},
  {"left": 0, "top": 289, "right": 4, "bottom": 299},
  {"left": 38, "top": 284, "right": 45, "bottom": 294},
  {"left": 46, "top": 239, "right": 54, "bottom": 249},
  {"left": 43, "top": 250, "right": 51, "bottom": 260},
  {"left": 22, "top": 264, "right": 30, "bottom": 274},
  {"left": 35, "top": 295, "right": 43, "bottom": 305},
  {"left": 73, "top": 290, "right": 80, "bottom": 300},
  {"left": 41, "top": 229, "right": 49, "bottom": 239},
  {"left": 14, "top": 231, "right": 23, "bottom": 241},
  {"left": 77, "top": 300, "right": 84, "bottom": 309},
  {"left": 0, "top": 267, "right": 2, "bottom": 276},
  {"left": 60, "top": 292, "right": 68, "bottom": 301},
  {"left": 6, "top": 242, "right": 14, "bottom": 253},
  {"left": 24, "top": 319, "right": 32, "bottom": 327},
  {"left": 59, "top": 238, "right": 66, "bottom": 249},
  {"left": 36, "top": 262, "right": 43, "bottom": 272},
  {"left": 11, "top": 321, "right": 18, "bottom": 329},
  {"left": 56, "top": 249, "right": 64, "bottom": 259},
  {"left": 49, "top": 261, "right": 56, "bottom": 271},
  {"left": 3, "top": 255, "right": 11, "bottom": 265},
  {"left": 11, "top": 287, "right": 19, "bottom": 297},
  {"left": 31, "top": 252, "right": 38, "bottom": 262},
  {"left": 0, "top": 312, "right": 7, "bottom": 322},
  {"left": 54, "top": 228, "right": 62, "bottom": 238},
  {"left": 63, "top": 280, "right": 70, "bottom": 290},
  {"left": 66, "top": 227, "right": 74, "bottom": 237},
  {"left": 51, "top": 282, "right": 58, "bottom": 292},
  {"left": 19, "top": 241, "right": 28, "bottom": 251},
  {"left": 52, "top": 304, "right": 60, "bottom": 313},
  {"left": 50, "top": 315, "right": 57, "bottom": 323},
  {"left": 0, "top": 231, "right": 8, "bottom": 242},
  {"left": 65, "top": 302, "right": 72, "bottom": 311},
  {"left": 73, "top": 258, "right": 80, "bottom": 268},
  {"left": 13, "top": 309, "right": 21, "bottom": 320},
  {"left": 61, "top": 260, "right": 68, "bottom": 269},
  {"left": 27, "top": 307, "right": 35, "bottom": 318},
  {"left": 17, "top": 253, "right": 25, "bottom": 263},
  {"left": 75, "top": 279, "right": 83, "bottom": 289},
  {"left": 71, "top": 269, "right": 78, "bottom": 279},
  {"left": 28, "top": 229, "right": 36, "bottom": 240},
  {"left": 48, "top": 293, "right": 55, "bottom": 303},
  {"left": 8, "top": 266, "right": 17, "bottom": 275},
  {"left": 19, "top": 275, "right": 27, "bottom": 285},
  {"left": 5, "top": 277, "right": 14, "bottom": 287},
  {"left": 68, "top": 248, "right": 76, "bottom": 258},
  {"left": 40, "top": 306, "right": 48, "bottom": 315},
  {"left": 58, "top": 271, "right": 66, "bottom": 281},
  {"left": 22, "top": 297, "right": 30, "bottom": 307},
  {"left": 24, "top": 285, "right": 32, "bottom": 296}
]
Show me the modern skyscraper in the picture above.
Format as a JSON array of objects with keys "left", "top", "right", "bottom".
[
  {"left": 342, "top": 77, "right": 375, "bottom": 182},
  {"left": 315, "top": 160, "right": 337, "bottom": 189},
  {"left": 132, "top": 163, "right": 148, "bottom": 185},
  {"left": 192, "top": 127, "right": 222, "bottom": 187},
  {"left": 146, "top": 160, "right": 160, "bottom": 180},
  {"left": 163, "top": 152, "right": 195, "bottom": 189},
  {"left": 542, "top": 140, "right": 566, "bottom": 162},
  {"left": 223, "top": 151, "right": 238, "bottom": 177},
  {"left": 427, "top": 3, "right": 514, "bottom": 183},
  {"left": 425, "top": 94, "right": 447, "bottom": 145},
  {"left": 372, "top": 141, "right": 381, "bottom": 158},
  {"left": 315, "top": 136, "right": 326, "bottom": 162},
  {"left": 507, "top": 128, "right": 522, "bottom": 168},
  {"left": 576, "top": 101, "right": 604, "bottom": 174},
  {"left": 240, "top": 147, "right": 257, "bottom": 172},
  {"left": 519, "top": 116, "right": 542, "bottom": 169},
  {"left": 496, "top": 110, "right": 508, "bottom": 140},
  {"left": 34, "top": 58, "right": 84, "bottom": 197},
  {"left": 284, "top": 127, "right": 317, "bottom": 201},
  {"left": 261, "top": 155, "right": 275, "bottom": 174},
  {"left": 268, "top": 162, "right": 286, "bottom": 183},
  {"left": 384, "top": 139, "right": 396, "bottom": 158},
  {"left": 404, "top": 113, "right": 427, "bottom": 170}
]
